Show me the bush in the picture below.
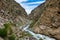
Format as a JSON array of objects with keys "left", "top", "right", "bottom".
[
  {"left": 39, "top": 38, "right": 43, "bottom": 40},
  {"left": 29, "top": 20, "right": 36, "bottom": 28},
  {"left": 0, "top": 23, "right": 11, "bottom": 38},
  {"left": 4, "top": 23, "right": 11, "bottom": 29},
  {"left": 0, "top": 28, "right": 7, "bottom": 38},
  {"left": 9, "top": 34, "right": 16, "bottom": 40}
]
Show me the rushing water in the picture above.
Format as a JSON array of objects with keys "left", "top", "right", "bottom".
[{"left": 21, "top": 24, "right": 56, "bottom": 40}]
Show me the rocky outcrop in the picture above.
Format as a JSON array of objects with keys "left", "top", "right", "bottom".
[
  {"left": 0, "top": 0, "right": 28, "bottom": 26},
  {"left": 0, "top": 0, "right": 28, "bottom": 40},
  {"left": 29, "top": 0, "right": 60, "bottom": 40}
]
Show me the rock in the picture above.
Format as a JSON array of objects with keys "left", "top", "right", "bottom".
[
  {"left": 29, "top": 0, "right": 60, "bottom": 40},
  {"left": 0, "top": 0, "right": 28, "bottom": 40},
  {"left": 29, "top": 37, "right": 37, "bottom": 40},
  {"left": 0, "top": 37, "right": 4, "bottom": 40},
  {"left": 0, "top": 0, "right": 28, "bottom": 26}
]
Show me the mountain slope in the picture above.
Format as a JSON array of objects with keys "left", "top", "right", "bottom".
[
  {"left": 29, "top": 0, "right": 60, "bottom": 40},
  {"left": 0, "top": 0, "right": 28, "bottom": 26},
  {"left": 0, "top": 0, "right": 29, "bottom": 40}
]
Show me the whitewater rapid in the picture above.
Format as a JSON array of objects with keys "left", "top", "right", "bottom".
[{"left": 21, "top": 24, "right": 55, "bottom": 40}]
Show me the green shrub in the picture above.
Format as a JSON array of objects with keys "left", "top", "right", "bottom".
[
  {"left": 9, "top": 34, "right": 16, "bottom": 40},
  {"left": 29, "top": 20, "right": 36, "bottom": 28},
  {"left": 0, "top": 28, "right": 7, "bottom": 38},
  {"left": 0, "top": 23, "right": 11, "bottom": 38},
  {"left": 4, "top": 23, "right": 11, "bottom": 29},
  {"left": 39, "top": 38, "right": 43, "bottom": 40}
]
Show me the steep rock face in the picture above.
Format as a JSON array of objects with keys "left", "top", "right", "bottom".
[
  {"left": 0, "top": 0, "right": 28, "bottom": 40},
  {"left": 0, "top": 0, "right": 28, "bottom": 26},
  {"left": 30, "top": 0, "right": 60, "bottom": 40},
  {"left": 28, "top": 2, "right": 45, "bottom": 22}
]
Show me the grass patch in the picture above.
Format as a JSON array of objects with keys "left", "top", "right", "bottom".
[{"left": 29, "top": 20, "right": 36, "bottom": 28}]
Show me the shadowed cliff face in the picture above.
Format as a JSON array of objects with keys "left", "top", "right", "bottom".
[{"left": 29, "top": 0, "right": 60, "bottom": 40}]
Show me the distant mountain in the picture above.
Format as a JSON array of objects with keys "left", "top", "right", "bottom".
[{"left": 29, "top": 0, "right": 60, "bottom": 40}]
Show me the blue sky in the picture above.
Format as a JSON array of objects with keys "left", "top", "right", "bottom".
[{"left": 15, "top": 0, "right": 45, "bottom": 14}]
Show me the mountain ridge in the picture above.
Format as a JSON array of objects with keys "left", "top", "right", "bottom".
[
  {"left": 29, "top": 0, "right": 60, "bottom": 40},
  {"left": 0, "top": 0, "right": 29, "bottom": 40}
]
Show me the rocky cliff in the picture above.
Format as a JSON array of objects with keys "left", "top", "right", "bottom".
[
  {"left": 0, "top": 0, "right": 29, "bottom": 40},
  {"left": 29, "top": 0, "right": 60, "bottom": 40},
  {"left": 0, "top": 0, "right": 29, "bottom": 26}
]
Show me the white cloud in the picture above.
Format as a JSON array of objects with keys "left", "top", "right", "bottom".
[
  {"left": 15, "top": 0, "right": 45, "bottom": 15},
  {"left": 26, "top": 1, "right": 45, "bottom": 4},
  {"left": 21, "top": 1, "right": 45, "bottom": 15},
  {"left": 15, "top": 0, "right": 27, "bottom": 3},
  {"left": 21, "top": 4, "right": 39, "bottom": 15},
  {"left": 25, "top": 7, "right": 36, "bottom": 15}
]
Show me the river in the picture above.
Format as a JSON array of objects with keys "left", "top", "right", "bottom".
[{"left": 20, "top": 22, "right": 56, "bottom": 40}]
